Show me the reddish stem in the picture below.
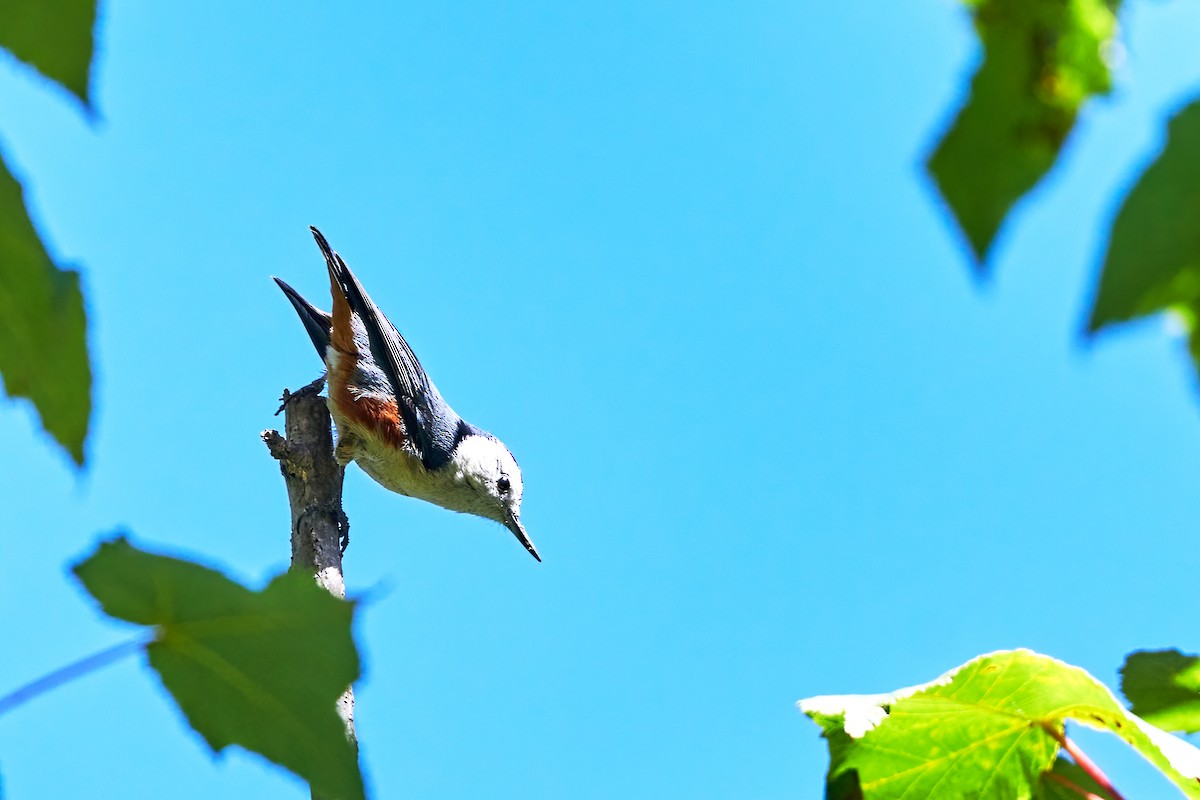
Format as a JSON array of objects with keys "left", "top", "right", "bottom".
[
  {"left": 1042, "top": 724, "right": 1128, "bottom": 800},
  {"left": 1045, "top": 770, "right": 1106, "bottom": 800}
]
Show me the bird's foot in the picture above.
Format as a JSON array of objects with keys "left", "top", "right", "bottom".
[
  {"left": 333, "top": 429, "right": 363, "bottom": 467},
  {"left": 275, "top": 375, "right": 327, "bottom": 416}
]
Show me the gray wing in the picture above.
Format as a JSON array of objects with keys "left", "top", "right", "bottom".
[{"left": 311, "top": 227, "right": 462, "bottom": 470}]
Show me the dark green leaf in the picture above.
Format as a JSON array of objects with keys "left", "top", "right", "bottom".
[
  {"left": 800, "top": 650, "right": 1200, "bottom": 799},
  {"left": 0, "top": 0, "right": 97, "bottom": 109},
  {"left": 1088, "top": 101, "right": 1200, "bottom": 371},
  {"left": 73, "top": 537, "right": 364, "bottom": 800},
  {"left": 928, "top": 0, "right": 1119, "bottom": 266},
  {"left": 1036, "top": 757, "right": 1109, "bottom": 800},
  {"left": 1121, "top": 649, "right": 1200, "bottom": 734},
  {"left": 0, "top": 152, "right": 90, "bottom": 465}
]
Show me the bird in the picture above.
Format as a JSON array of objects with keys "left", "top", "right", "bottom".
[{"left": 273, "top": 227, "right": 540, "bottom": 562}]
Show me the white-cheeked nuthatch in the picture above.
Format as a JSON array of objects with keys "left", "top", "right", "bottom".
[{"left": 274, "top": 227, "right": 540, "bottom": 561}]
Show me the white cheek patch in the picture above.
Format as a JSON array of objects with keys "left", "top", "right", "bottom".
[
  {"left": 452, "top": 435, "right": 499, "bottom": 483},
  {"left": 451, "top": 435, "right": 523, "bottom": 506}
]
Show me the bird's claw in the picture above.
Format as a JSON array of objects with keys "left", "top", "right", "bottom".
[{"left": 276, "top": 376, "right": 327, "bottom": 415}]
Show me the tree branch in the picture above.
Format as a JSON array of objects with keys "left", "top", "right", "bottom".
[{"left": 263, "top": 382, "right": 357, "bottom": 797}]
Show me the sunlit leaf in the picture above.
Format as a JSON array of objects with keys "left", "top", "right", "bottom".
[
  {"left": 928, "top": 0, "right": 1119, "bottom": 266},
  {"left": 800, "top": 649, "right": 1200, "bottom": 799},
  {"left": 1121, "top": 649, "right": 1200, "bottom": 735},
  {"left": 0, "top": 0, "right": 97, "bottom": 110},
  {"left": 73, "top": 537, "right": 364, "bottom": 800},
  {"left": 0, "top": 152, "right": 90, "bottom": 465}
]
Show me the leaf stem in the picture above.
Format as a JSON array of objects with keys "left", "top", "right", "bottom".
[
  {"left": 0, "top": 636, "right": 148, "bottom": 718},
  {"left": 1042, "top": 724, "right": 1128, "bottom": 800}
]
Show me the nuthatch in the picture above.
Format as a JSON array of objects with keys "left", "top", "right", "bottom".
[{"left": 274, "top": 227, "right": 540, "bottom": 561}]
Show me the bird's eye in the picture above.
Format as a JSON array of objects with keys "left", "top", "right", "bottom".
[{"left": 497, "top": 477, "right": 511, "bottom": 495}]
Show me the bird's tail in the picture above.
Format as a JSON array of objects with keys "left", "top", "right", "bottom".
[{"left": 274, "top": 276, "right": 333, "bottom": 360}]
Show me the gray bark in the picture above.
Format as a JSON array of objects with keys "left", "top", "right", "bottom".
[{"left": 262, "top": 380, "right": 358, "bottom": 796}]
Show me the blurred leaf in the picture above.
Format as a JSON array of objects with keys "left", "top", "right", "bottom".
[
  {"left": 1036, "top": 756, "right": 1109, "bottom": 799},
  {"left": 1087, "top": 101, "right": 1200, "bottom": 367},
  {"left": 928, "top": 0, "right": 1119, "bottom": 266},
  {"left": 0, "top": 0, "right": 97, "bottom": 109},
  {"left": 1121, "top": 649, "right": 1200, "bottom": 734},
  {"left": 73, "top": 537, "right": 364, "bottom": 800},
  {"left": 0, "top": 152, "right": 90, "bottom": 465},
  {"left": 799, "top": 649, "right": 1200, "bottom": 799}
]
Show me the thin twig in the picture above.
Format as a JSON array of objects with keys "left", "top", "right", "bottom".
[
  {"left": 0, "top": 636, "right": 149, "bottom": 718},
  {"left": 1042, "top": 724, "right": 1128, "bottom": 800}
]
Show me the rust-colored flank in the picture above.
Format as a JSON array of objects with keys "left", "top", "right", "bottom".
[{"left": 326, "top": 270, "right": 408, "bottom": 450}]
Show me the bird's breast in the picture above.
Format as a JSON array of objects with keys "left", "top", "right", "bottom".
[{"left": 329, "top": 400, "right": 488, "bottom": 518}]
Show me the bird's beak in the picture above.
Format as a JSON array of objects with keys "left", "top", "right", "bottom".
[{"left": 504, "top": 509, "right": 541, "bottom": 562}]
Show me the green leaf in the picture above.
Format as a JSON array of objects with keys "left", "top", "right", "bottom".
[
  {"left": 1036, "top": 756, "right": 1109, "bottom": 800},
  {"left": 0, "top": 152, "right": 90, "bottom": 465},
  {"left": 1121, "top": 650, "right": 1200, "bottom": 735},
  {"left": 73, "top": 537, "right": 364, "bottom": 800},
  {"left": 0, "top": 0, "right": 97, "bottom": 109},
  {"left": 928, "top": 0, "right": 1119, "bottom": 266},
  {"left": 799, "top": 649, "right": 1200, "bottom": 799},
  {"left": 1087, "top": 101, "right": 1200, "bottom": 365}
]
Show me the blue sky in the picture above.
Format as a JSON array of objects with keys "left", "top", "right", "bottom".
[{"left": 3, "top": 1, "right": 1200, "bottom": 797}]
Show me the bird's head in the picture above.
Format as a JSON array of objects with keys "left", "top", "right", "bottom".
[{"left": 451, "top": 433, "right": 539, "bottom": 561}]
